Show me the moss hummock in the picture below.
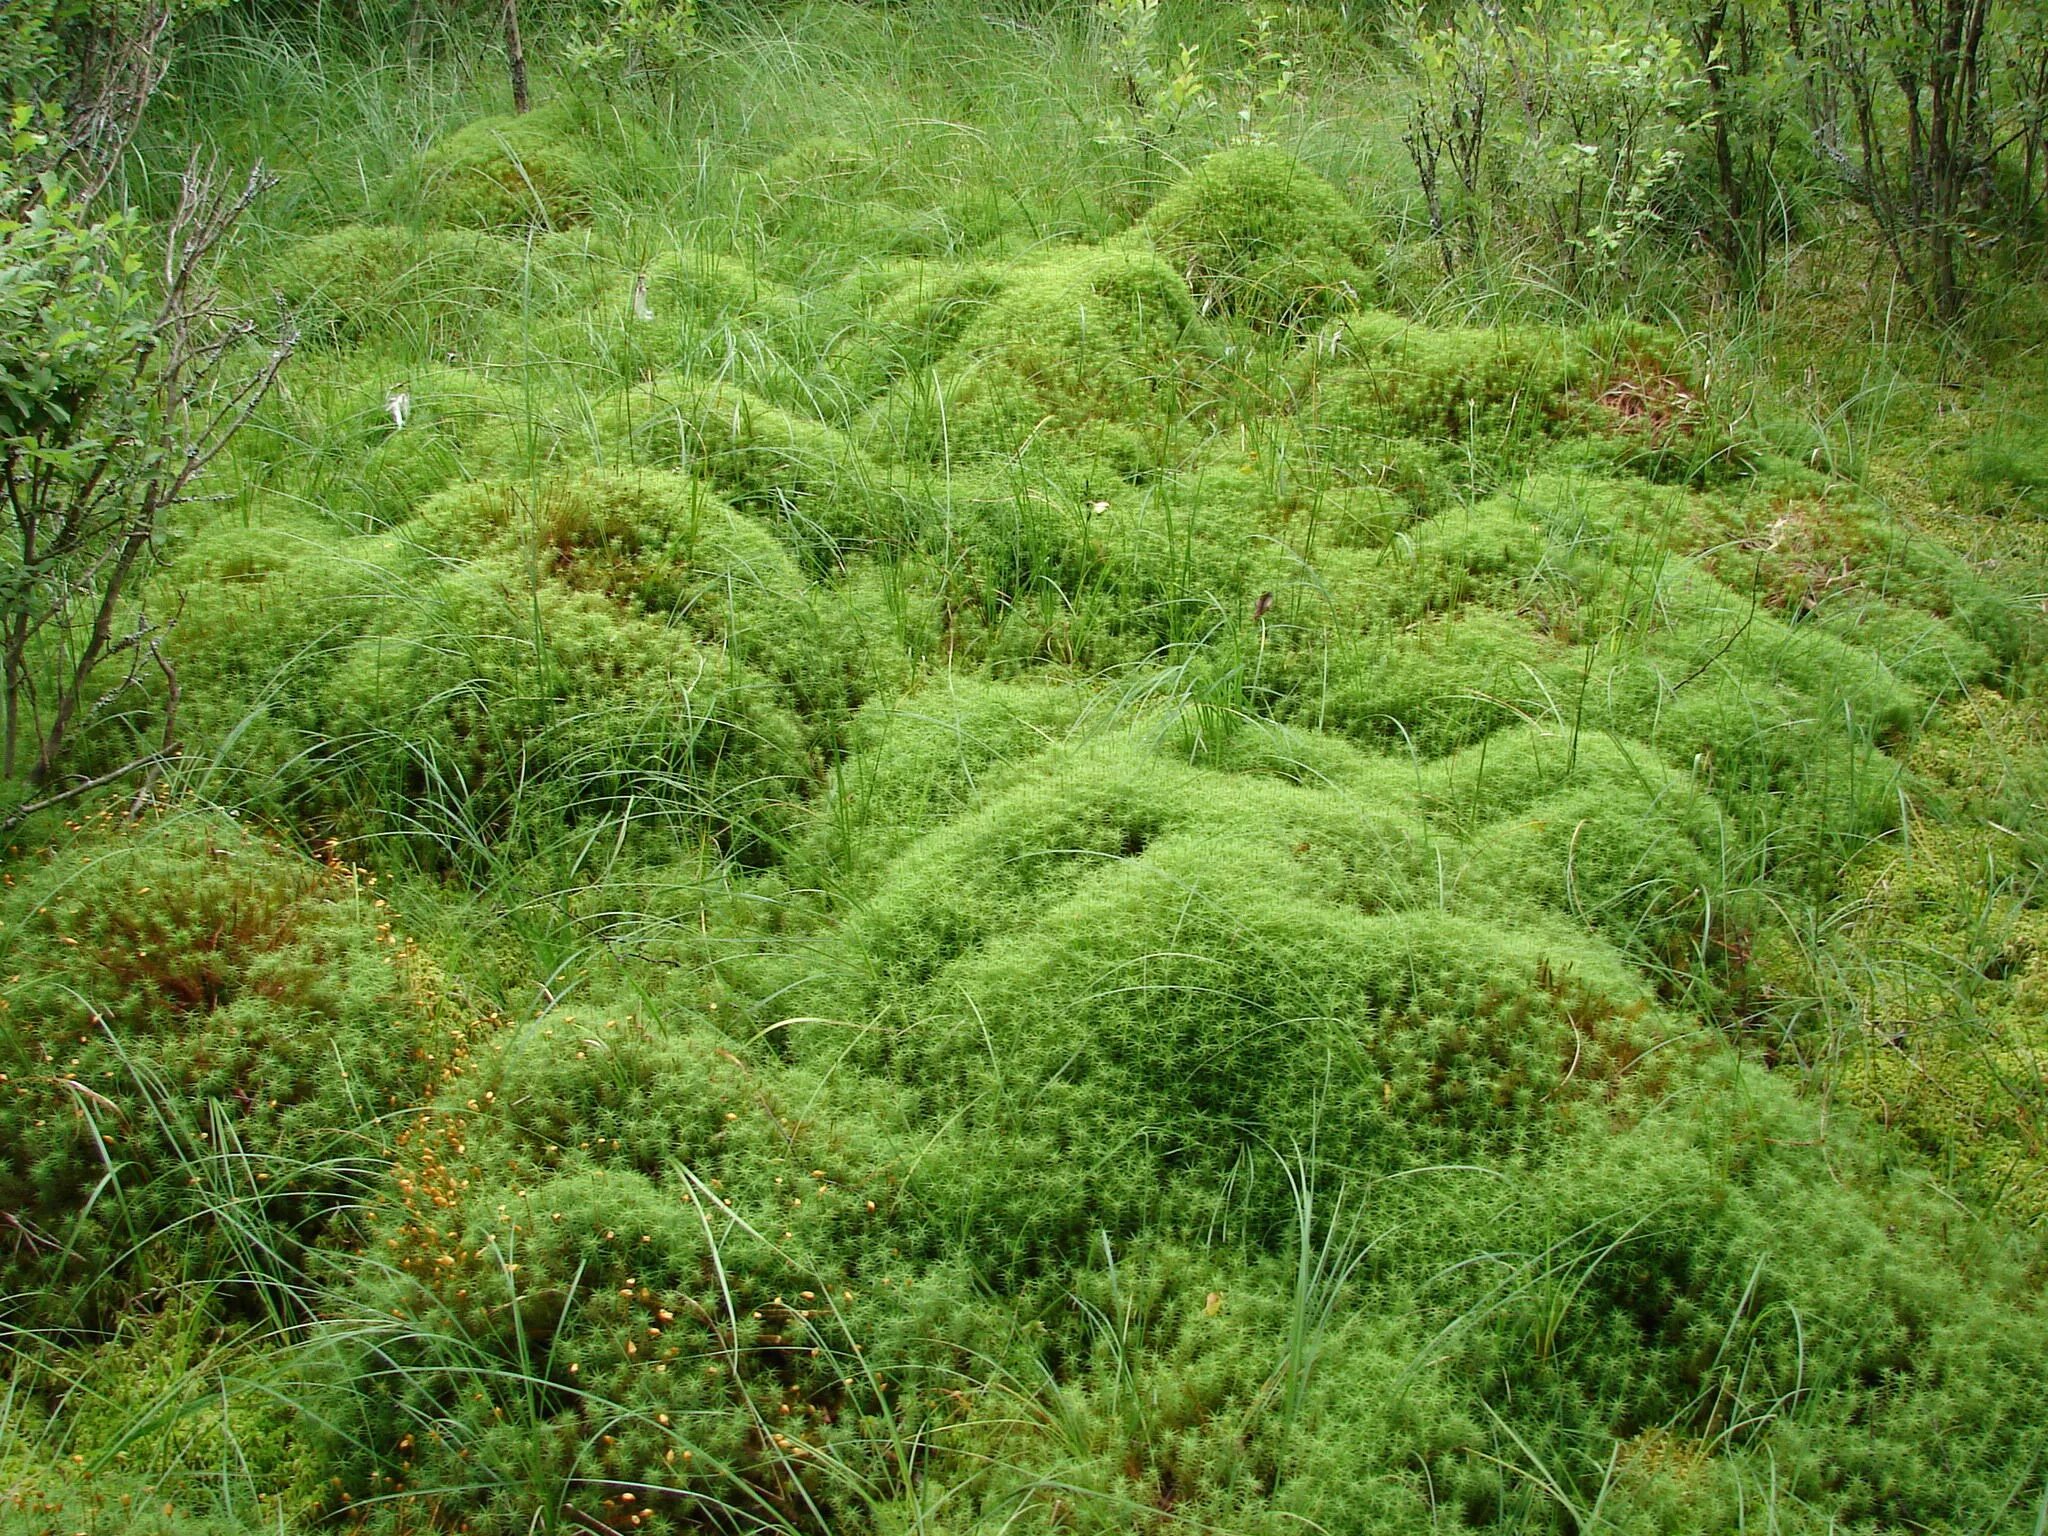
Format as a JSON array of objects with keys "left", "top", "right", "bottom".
[
  {"left": 1144, "top": 144, "right": 1377, "bottom": 328},
  {"left": 414, "top": 100, "right": 645, "bottom": 230},
  {"left": 878, "top": 241, "right": 1210, "bottom": 470}
]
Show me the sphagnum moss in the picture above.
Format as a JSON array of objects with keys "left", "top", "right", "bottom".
[
  {"left": 1142, "top": 143, "right": 1378, "bottom": 329},
  {"left": 14, "top": 5, "right": 2048, "bottom": 1534}
]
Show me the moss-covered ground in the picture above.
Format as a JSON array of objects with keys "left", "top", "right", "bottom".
[{"left": 5, "top": 4, "right": 2047, "bottom": 1534}]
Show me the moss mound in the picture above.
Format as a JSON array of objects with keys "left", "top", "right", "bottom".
[
  {"left": 0, "top": 812, "right": 455, "bottom": 1325},
  {"left": 805, "top": 676, "right": 1091, "bottom": 878},
  {"left": 792, "top": 727, "right": 1707, "bottom": 1273},
  {"left": 1298, "top": 314, "right": 1746, "bottom": 487},
  {"left": 634, "top": 247, "right": 800, "bottom": 330},
  {"left": 903, "top": 460, "right": 1275, "bottom": 663},
  {"left": 317, "top": 565, "right": 810, "bottom": 870},
  {"left": 879, "top": 241, "right": 1209, "bottom": 470},
  {"left": 1143, "top": 144, "right": 1377, "bottom": 327},
  {"left": 257, "top": 224, "right": 529, "bottom": 348},
  {"left": 596, "top": 375, "right": 901, "bottom": 561},
  {"left": 1383, "top": 1074, "right": 2048, "bottom": 1536},
  {"left": 1303, "top": 309, "right": 1589, "bottom": 445},
  {"left": 415, "top": 101, "right": 626, "bottom": 230},
  {"left": 39, "top": 29, "right": 2048, "bottom": 1535},
  {"left": 409, "top": 470, "right": 880, "bottom": 729},
  {"left": 758, "top": 133, "right": 892, "bottom": 211},
  {"left": 164, "top": 513, "right": 402, "bottom": 802},
  {"left": 829, "top": 257, "right": 1007, "bottom": 398},
  {"left": 321, "top": 1006, "right": 991, "bottom": 1534},
  {"left": 1683, "top": 465, "right": 2026, "bottom": 681}
]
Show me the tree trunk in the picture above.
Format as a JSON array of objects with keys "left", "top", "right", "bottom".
[{"left": 504, "top": 0, "right": 529, "bottom": 115}]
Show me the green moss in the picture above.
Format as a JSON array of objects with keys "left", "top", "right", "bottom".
[
  {"left": 325, "top": 1007, "right": 987, "bottom": 1535},
  {"left": 829, "top": 257, "right": 1007, "bottom": 398},
  {"left": 163, "top": 513, "right": 402, "bottom": 804},
  {"left": 1795, "top": 742, "right": 2048, "bottom": 1222},
  {"left": 1166, "top": 434, "right": 1423, "bottom": 552},
  {"left": 1293, "top": 318, "right": 1736, "bottom": 488},
  {"left": 1305, "top": 491, "right": 1545, "bottom": 624},
  {"left": 0, "top": 1459, "right": 263, "bottom": 1535},
  {"left": 1398, "top": 474, "right": 1923, "bottom": 851},
  {"left": 938, "top": 463, "right": 1273, "bottom": 648},
  {"left": 317, "top": 564, "right": 810, "bottom": 870},
  {"left": 6, "top": 1304, "right": 325, "bottom": 1527},
  {"left": 1554, "top": 548, "right": 1917, "bottom": 820},
  {"left": 409, "top": 469, "right": 800, "bottom": 614},
  {"left": 1684, "top": 471, "right": 2031, "bottom": 674},
  {"left": 805, "top": 675, "right": 1090, "bottom": 880},
  {"left": 636, "top": 247, "right": 800, "bottom": 329},
  {"left": 408, "top": 470, "right": 881, "bottom": 731},
  {"left": 1301, "top": 309, "right": 1588, "bottom": 447},
  {"left": 413, "top": 100, "right": 624, "bottom": 230},
  {"left": 1278, "top": 608, "right": 1569, "bottom": 756},
  {"left": 793, "top": 732, "right": 1673, "bottom": 1272},
  {"left": 1957, "top": 418, "right": 2048, "bottom": 514},
  {"left": 1430, "top": 726, "right": 1734, "bottom": 969},
  {"left": 255, "top": 224, "right": 530, "bottom": 348},
  {"left": 1906, "top": 678, "right": 2048, "bottom": 860},
  {"left": 1434, "top": 1073, "right": 2048, "bottom": 1534},
  {"left": 1220, "top": 1067, "right": 2048, "bottom": 1535},
  {"left": 595, "top": 375, "right": 901, "bottom": 562},
  {"left": 758, "top": 133, "right": 891, "bottom": 210},
  {"left": 1806, "top": 593, "right": 1998, "bottom": 693},
  {"left": 1142, "top": 145, "right": 1377, "bottom": 328},
  {"left": 32, "top": 23, "right": 2048, "bottom": 1536},
  {"left": 0, "top": 811, "right": 454, "bottom": 1325},
  {"left": 876, "top": 241, "right": 1210, "bottom": 471}
]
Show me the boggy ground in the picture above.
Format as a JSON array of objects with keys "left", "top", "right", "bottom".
[{"left": 4, "top": 4, "right": 2048, "bottom": 1534}]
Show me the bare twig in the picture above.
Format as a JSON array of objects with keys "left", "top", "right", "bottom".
[
  {"left": 1, "top": 751, "right": 178, "bottom": 831},
  {"left": 2, "top": 145, "right": 294, "bottom": 811}
]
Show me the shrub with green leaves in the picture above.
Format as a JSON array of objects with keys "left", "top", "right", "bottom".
[
  {"left": 1, "top": 111, "right": 293, "bottom": 808},
  {"left": 1143, "top": 143, "right": 1377, "bottom": 328}
]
